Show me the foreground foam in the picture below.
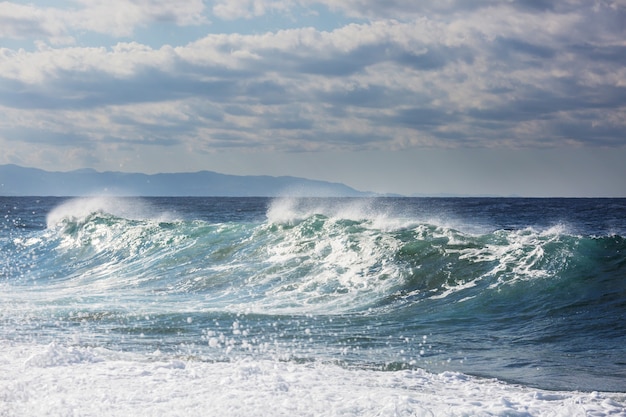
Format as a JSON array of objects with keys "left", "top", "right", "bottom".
[{"left": 1, "top": 342, "right": 624, "bottom": 417}]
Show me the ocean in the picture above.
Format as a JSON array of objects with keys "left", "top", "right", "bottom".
[{"left": 1, "top": 196, "right": 625, "bottom": 416}]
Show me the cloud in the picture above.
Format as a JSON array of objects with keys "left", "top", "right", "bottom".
[
  {"left": 211, "top": 0, "right": 514, "bottom": 20},
  {"left": 69, "top": 0, "right": 208, "bottom": 36},
  {"left": 0, "top": 2, "right": 73, "bottom": 44},
  {"left": 0, "top": 0, "right": 207, "bottom": 43},
  {"left": 212, "top": 0, "right": 296, "bottom": 20},
  {"left": 210, "top": 0, "right": 624, "bottom": 21},
  {"left": 0, "top": 0, "right": 624, "bottom": 169}
]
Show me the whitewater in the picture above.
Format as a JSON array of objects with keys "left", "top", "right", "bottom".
[{"left": 1, "top": 196, "right": 625, "bottom": 416}]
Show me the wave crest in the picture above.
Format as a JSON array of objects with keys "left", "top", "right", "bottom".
[{"left": 46, "top": 197, "right": 173, "bottom": 228}]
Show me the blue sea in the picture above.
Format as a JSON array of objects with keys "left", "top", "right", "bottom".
[{"left": 1, "top": 196, "right": 625, "bottom": 416}]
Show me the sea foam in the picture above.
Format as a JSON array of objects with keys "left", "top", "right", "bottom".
[
  {"left": 45, "top": 196, "right": 174, "bottom": 228},
  {"left": 2, "top": 341, "right": 623, "bottom": 417}
]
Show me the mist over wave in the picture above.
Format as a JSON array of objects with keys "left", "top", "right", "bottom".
[{"left": 45, "top": 196, "right": 177, "bottom": 228}]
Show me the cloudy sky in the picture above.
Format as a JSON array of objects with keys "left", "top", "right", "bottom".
[{"left": 1, "top": 0, "right": 625, "bottom": 196}]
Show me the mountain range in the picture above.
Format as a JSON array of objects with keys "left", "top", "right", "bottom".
[{"left": 0, "top": 164, "right": 369, "bottom": 197}]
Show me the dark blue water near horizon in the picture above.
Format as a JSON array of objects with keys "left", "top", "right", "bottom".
[{"left": 1, "top": 196, "right": 625, "bottom": 394}]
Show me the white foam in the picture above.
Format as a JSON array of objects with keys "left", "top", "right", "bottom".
[
  {"left": 46, "top": 196, "right": 174, "bottom": 228},
  {"left": 266, "top": 197, "right": 414, "bottom": 231},
  {"left": 1, "top": 341, "right": 623, "bottom": 417},
  {"left": 252, "top": 214, "right": 405, "bottom": 313},
  {"left": 453, "top": 226, "right": 573, "bottom": 289}
]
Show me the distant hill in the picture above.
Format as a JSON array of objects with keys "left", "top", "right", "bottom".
[{"left": 0, "top": 164, "right": 369, "bottom": 197}]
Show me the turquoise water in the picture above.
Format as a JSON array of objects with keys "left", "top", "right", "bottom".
[{"left": 1, "top": 196, "right": 625, "bottom": 415}]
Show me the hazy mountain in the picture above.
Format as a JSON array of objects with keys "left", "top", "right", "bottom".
[{"left": 0, "top": 164, "right": 369, "bottom": 197}]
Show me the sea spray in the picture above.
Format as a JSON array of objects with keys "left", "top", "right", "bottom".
[{"left": 46, "top": 196, "right": 177, "bottom": 228}]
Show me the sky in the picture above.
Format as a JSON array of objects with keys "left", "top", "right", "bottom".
[{"left": 1, "top": 0, "right": 625, "bottom": 197}]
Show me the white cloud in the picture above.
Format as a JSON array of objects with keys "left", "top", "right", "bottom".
[
  {"left": 0, "top": 0, "right": 208, "bottom": 44},
  {"left": 213, "top": 0, "right": 296, "bottom": 20},
  {"left": 0, "top": 1, "right": 73, "bottom": 44},
  {"left": 69, "top": 0, "right": 208, "bottom": 36}
]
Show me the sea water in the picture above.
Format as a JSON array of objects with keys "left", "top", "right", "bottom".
[{"left": 1, "top": 196, "right": 625, "bottom": 416}]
